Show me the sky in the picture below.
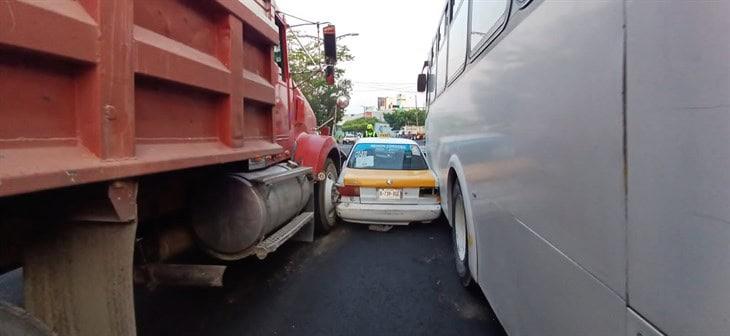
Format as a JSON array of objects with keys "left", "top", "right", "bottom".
[{"left": 275, "top": 0, "right": 444, "bottom": 115}]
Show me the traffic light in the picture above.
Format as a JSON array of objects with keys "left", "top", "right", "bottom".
[
  {"left": 323, "top": 25, "right": 336, "bottom": 86},
  {"left": 323, "top": 25, "right": 337, "bottom": 66}
]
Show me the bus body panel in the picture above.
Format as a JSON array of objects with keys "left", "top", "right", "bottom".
[
  {"left": 481, "top": 207, "right": 625, "bottom": 335},
  {"left": 427, "top": 0, "right": 727, "bottom": 334},
  {"left": 427, "top": 0, "right": 627, "bottom": 334},
  {"left": 626, "top": 1, "right": 730, "bottom": 335},
  {"left": 627, "top": 308, "right": 664, "bottom": 336}
]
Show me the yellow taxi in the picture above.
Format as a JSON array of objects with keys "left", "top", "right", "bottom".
[{"left": 336, "top": 138, "right": 441, "bottom": 225}]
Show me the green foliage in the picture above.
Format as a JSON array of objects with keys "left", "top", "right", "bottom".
[
  {"left": 383, "top": 108, "right": 427, "bottom": 130},
  {"left": 341, "top": 117, "right": 381, "bottom": 134},
  {"left": 287, "top": 30, "right": 354, "bottom": 125}
]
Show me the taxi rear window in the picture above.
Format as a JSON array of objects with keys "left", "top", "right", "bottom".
[{"left": 347, "top": 143, "right": 428, "bottom": 170}]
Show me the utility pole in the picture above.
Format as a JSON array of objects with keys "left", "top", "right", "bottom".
[{"left": 332, "top": 104, "right": 338, "bottom": 133}]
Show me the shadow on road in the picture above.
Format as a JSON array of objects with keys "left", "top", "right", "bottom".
[{"left": 136, "top": 220, "right": 506, "bottom": 336}]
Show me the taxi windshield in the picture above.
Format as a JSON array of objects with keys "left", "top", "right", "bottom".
[{"left": 347, "top": 143, "right": 428, "bottom": 170}]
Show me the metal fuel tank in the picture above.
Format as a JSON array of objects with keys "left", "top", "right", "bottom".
[{"left": 190, "top": 163, "right": 312, "bottom": 259}]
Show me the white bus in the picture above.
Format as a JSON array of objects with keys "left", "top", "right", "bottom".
[{"left": 418, "top": 1, "right": 729, "bottom": 335}]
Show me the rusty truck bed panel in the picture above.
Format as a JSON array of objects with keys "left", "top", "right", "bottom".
[{"left": 0, "top": 0, "right": 283, "bottom": 197}]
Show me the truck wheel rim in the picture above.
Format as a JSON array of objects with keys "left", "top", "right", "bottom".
[{"left": 323, "top": 172, "right": 336, "bottom": 224}]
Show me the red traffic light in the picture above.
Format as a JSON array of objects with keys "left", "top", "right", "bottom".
[
  {"left": 323, "top": 25, "right": 337, "bottom": 66},
  {"left": 323, "top": 25, "right": 336, "bottom": 36}
]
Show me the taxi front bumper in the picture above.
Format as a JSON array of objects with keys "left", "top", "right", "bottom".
[{"left": 336, "top": 202, "right": 441, "bottom": 225}]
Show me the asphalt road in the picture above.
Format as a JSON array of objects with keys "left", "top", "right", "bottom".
[
  {"left": 0, "top": 220, "right": 505, "bottom": 335},
  {"left": 136, "top": 139, "right": 500, "bottom": 335},
  {"left": 135, "top": 220, "right": 505, "bottom": 336}
]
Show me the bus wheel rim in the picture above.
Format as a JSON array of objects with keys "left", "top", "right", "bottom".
[{"left": 455, "top": 197, "right": 467, "bottom": 261}]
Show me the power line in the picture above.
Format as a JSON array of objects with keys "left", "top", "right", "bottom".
[
  {"left": 356, "top": 84, "right": 413, "bottom": 87},
  {"left": 356, "top": 89, "right": 419, "bottom": 93},
  {"left": 275, "top": 10, "right": 317, "bottom": 25},
  {"left": 288, "top": 30, "right": 322, "bottom": 71},
  {"left": 355, "top": 83, "right": 413, "bottom": 86},
  {"left": 355, "top": 86, "right": 416, "bottom": 91},
  {"left": 355, "top": 85, "right": 415, "bottom": 88},
  {"left": 356, "top": 87, "right": 414, "bottom": 91},
  {"left": 353, "top": 81, "right": 414, "bottom": 85}
]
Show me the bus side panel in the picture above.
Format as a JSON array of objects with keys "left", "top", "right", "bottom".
[
  {"left": 478, "top": 207, "right": 625, "bottom": 336},
  {"left": 626, "top": 1, "right": 730, "bottom": 335},
  {"left": 626, "top": 309, "right": 664, "bottom": 336},
  {"left": 428, "top": 0, "right": 626, "bottom": 334}
]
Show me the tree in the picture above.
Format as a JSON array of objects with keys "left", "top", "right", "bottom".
[
  {"left": 383, "top": 108, "right": 427, "bottom": 130},
  {"left": 341, "top": 117, "right": 381, "bottom": 134},
  {"left": 287, "top": 30, "right": 354, "bottom": 125}
]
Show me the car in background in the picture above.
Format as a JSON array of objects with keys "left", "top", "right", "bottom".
[
  {"left": 342, "top": 133, "right": 358, "bottom": 145},
  {"left": 336, "top": 138, "right": 441, "bottom": 225}
]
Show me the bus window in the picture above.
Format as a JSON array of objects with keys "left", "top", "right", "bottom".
[
  {"left": 448, "top": 0, "right": 468, "bottom": 82},
  {"left": 448, "top": 0, "right": 456, "bottom": 22},
  {"left": 430, "top": 42, "right": 438, "bottom": 97},
  {"left": 436, "top": 40, "right": 448, "bottom": 95},
  {"left": 427, "top": 47, "right": 435, "bottom": 104},
  {"left": 470, "top": 0, "right": 509, "bottom": 54},
  {"left": 439, "top": 15, "right": 447, "bottom": 49}
]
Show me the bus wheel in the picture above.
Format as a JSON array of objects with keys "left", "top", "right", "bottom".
[
  {"left": 315, "top": 158, "right": 339, "bottom": 233},
  {"left": 452, "top": 183, "right": 473, "bottom": 287},
  {"left": 0, "top": 302, "right": 54, "bottom": 336}
]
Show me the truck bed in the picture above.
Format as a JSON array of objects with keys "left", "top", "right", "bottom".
[{"left": 0, "top": 0, "right": 283, "bottom": 197}]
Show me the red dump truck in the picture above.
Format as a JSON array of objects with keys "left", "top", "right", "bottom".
[{"left": 0, "top": 1, "right": 342, "bottom": 334}]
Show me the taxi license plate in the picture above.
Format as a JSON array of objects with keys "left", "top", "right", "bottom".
[{"left": 378, "top": 188, "right": 402, "bottom": 200}]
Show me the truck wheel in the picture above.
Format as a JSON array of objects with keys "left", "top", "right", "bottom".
[
  {"left": 0, "top": 301, "right": 54, "bottom": 336},
  {"left": 315, "top": 158, "right": 339, "bottom": 233},
  {"left": 452, "top": 183, "right": 473, "bottom": 287}
]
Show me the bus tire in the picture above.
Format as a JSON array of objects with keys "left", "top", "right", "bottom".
[
  {"left": 314, "top": 158, "right": 339, "bottom": 234},
  {"left": 0, "top": 301, "right": 54, "bottom": 336},
  {"left": 451, "top": 183, "right": 474, "bottom": 287}
]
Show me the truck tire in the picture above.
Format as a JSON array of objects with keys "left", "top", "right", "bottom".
[
  {"left": 451, "top": 183, "right": 474, "bottom": 287},
  {"left": 0, "top": 301, "right": 54, "bottom": 336},
  {"left": 314, "top": 158, "right": 339, "bottom": 233}
]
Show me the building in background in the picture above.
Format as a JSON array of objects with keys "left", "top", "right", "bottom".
[
  {"left": 339, "top": 110, "right": 385, "bottom": 125},
  {"left": 377, "top": 94, "right": 417, "bottom": 112},
  {"left": 338, "top": 95, "right": 421, "bottom": 132}
]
